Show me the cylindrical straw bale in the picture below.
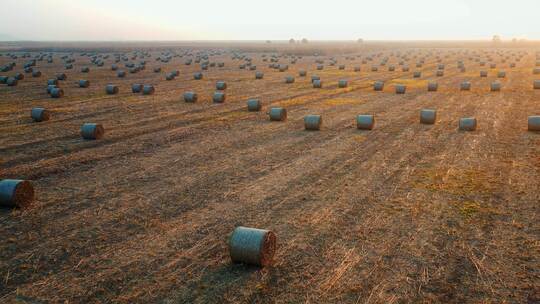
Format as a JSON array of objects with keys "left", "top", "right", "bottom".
[
  {"left": 304, "top": 115, "right": 322, "bottom": 130},
  {"left": 31, "top": 107, "right": 50, "bottom": 122},
  {"left": 313, "top": 80, "right": 322, "bottom": 88},
  {"left": 427, "top": 82, "right": 438, "bottom": 92},
  {"left": 184, "top": 91, "right": 198, "bottom": 103},
  {"left": 50, "top": 87, "right": 64, "bottom": 98},
  {"left": 132, "top": 83, "right": 143, "bottom": 93},
  {"left": 356, "top": 115, "right": 374, "bottom": 130},
  {"left": 269, "top": 107, "right": 287, "bottom": 121},
  {"left": 213, "top": 92, "right": 226, "bottom": 103},
  {"left": 338, "top": 79, "right": 348, "bottom": 88},
  {"left": 106, "top": 84, "right": 119, "bottom": 95},
  {"left": 395, "top": 84, "right": 406, "bottom": 94},
  {"left": 79, "top": 79, "right": 90, "bottom": 88},
  {"left": 247, "top": 99, "right": 262, "bottom": 111},
  {"left": 81, "top": 123, "right": 105, "bottom": 140},
  {"left": 216, "top": 81, "right": 227, "bottom": 90},
  {"left": 528, "top": 116, "right": 540, "bottom": 131},
  {"left": 0, "top": 179, "right": 34, "bottom": 208},
  {"left": 229, "top": 226, "right": 276, "bottom": 267},
  {"left": 142, "top": 85, "right": 155, "bottom": 95},
  {"left": 459, "top": 118, "right": 477, "bottom": 131},
  {"left": 460, "top": 81, "right": 471, "bottom": 91},
  {"left": 420, "top": 109, "right": 436, "bottom": 124}
]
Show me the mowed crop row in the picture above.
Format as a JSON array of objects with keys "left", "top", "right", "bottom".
[{"left": 0, "top": 45, "right": 539, "bottom": 303}]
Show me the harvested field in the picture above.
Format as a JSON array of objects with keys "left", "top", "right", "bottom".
[{"left": 0, "top": 41, "right": 539, "bottom": 303}]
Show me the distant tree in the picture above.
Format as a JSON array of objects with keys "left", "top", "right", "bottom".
[
  {"left": 289, "top": 38, "right": 296, "bottom": 44},
  {"left": 301, "top": 38, "right": 308, "bottom": 44}
]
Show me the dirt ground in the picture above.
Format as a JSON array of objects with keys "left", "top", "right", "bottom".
[{"left": 0, "top": 42, "right": 539, "bottom": 303}]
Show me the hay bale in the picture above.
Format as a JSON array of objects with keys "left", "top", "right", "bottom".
[
  {"left": 6, "top": 77, "right": 17, "bottom": 86},
  {"left": 497, "top": 70, "right": 506, "bottom": 78},
  {"left": 534, "top": 80, "right": 540, "bottom": 90},
  {"left": 194, "top": 72, "right": 203, "bottom": 80},
  {"left": 338, "top": 79, "right": 348, "bottom": 88},
  {"left": 32, "top": 70, "right": 42, "bottom": 77},
  {"left": 491, "top": 81, "right": 501, "bottom": 92},
  {"left": 317, "top": 64, "right": 324, "bottom": 70},
  {"left": 371, "top": 66, "right": 378, "bottom": 72},
  {"left": 420, "top": 109, "right": 436, "bottom": 124},
  {"left": 373, "top": 81, "right": 384, "bottom": 91},
  {"left": 56, "top": 73, "right": 67, "bottom": 81},
  {"left": 50, "top": 87, "right": 64, "bottom": 98},
  {"left": 354, "top": 66, "right": 361, "bottom": 72},
  {"left": 117, "top": 70, "right": 126, "bottom": 78},
  {"left": 154, "top": 67, "right": 161, "bottom": 73},
  {"left": 255, "top": 71, "right": 264, "bottom": 79},
  {"left": 132, "top": 83, "right": 143, "bottom": 93},
  {"left": 0, "top": 76, "right": 7, "bottom": 84},
  {"left": 213, "top": 92, "right": 226, "bottom": 103},
  {"left": 0, "top": 179, "right": 34, "bottom": 208},
  {"left": 31, "top": 107, "right": 50, "bottom": 122},
  {"left": 436, "top": 70, "right": 444, "bottom": 77},
  {"left": 285, "top": 76, "right": 295, "bottom": 83},
  {"left": 427, "top": 82, "right": 438, "bottom": 92},
  {"left": 533, "top": 68, "right": 540, "bottom": 75},
  {"left": 311, "top": 75, "right": 320, "bottom": 83},
  {"left": 388, "top": 65, "right": 395, "bottom": 72},
  {"left": 313, "top": 79, "right": 322, "bottom": 88},
  {"left": 413, "top": 71, "right": 421, "bottom": 78},
  {"left": 184, "top": 92, "right": 198, "bottom": 103},
  {"left": 299, "top": 70, "right": 307, "bottom": 77},
  {"left": 79, "top": 79, "right": 90, "bottom": 88},
  {"left": 165, "top": 72, "right": 175, "bottom": 80},
  {"left": 81, "top": 123, "right": 104, "bottom": 140},
  {"left": 229, "top": 226, "right": 276, "bottom": 267},
  {"left": 111, "top": 64, "right": 118, "bottom": 71},
  {"left": 304, "top": 115, "right": 322, "bottom": 130},
  {"left": 105, "top": 84, "right": 119, "bottom": 95},
  {"left": 402, "top": 66, "right": 410, "bottom": 72},
  {"left": 356, "top": 115, "right": 374, "bottom": 130},
  {"left": 528, "top": 116, "right": 540, "bottom": 131},
  {"left": 459, "top": 117, "right": 477, "bottom": 131},
  {"left": 81, "top": 67, "right": 90, "bottom": 73},
  {"left": 47, "top": 79, "right": 58, "bottom": 86},
  {"left": 216, "top": 81, "right": 227, "bottom": 90},
  {"left": 247, "top": 99, "right": 262, "bottom": 111},
  {"left": 395, "top": 84, "right": 406, "bottom": 94},
  {"left": 460, "top": 81, "right": 471, "bottom": 91},
  {"left": 269, "top": 107, "right": 287, "bottom": 121},
  {"left": 14, "top": 73, "right": 24, "bottom": 80},
  {"left": 142, "top": 85, "right": 155, "bottom": 95},
  {"left": 480, "top": 70, "right": 488, "bottom": 77}
]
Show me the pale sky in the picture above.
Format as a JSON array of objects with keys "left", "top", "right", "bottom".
[{"left": 2, "top": 0, "right": 539, "bottom": 41}]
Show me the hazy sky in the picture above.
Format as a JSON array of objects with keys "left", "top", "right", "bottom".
[{"left": 2, "top": 0, "right": 539, "bottom": 41}]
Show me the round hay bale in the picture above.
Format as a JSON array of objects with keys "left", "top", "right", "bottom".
[
  {"left": 111, "top": 64, "right": 118, "bottom": 71},
  {"left": 142, "top": 85, "right": 155, "bottom": 95},
  {"left": 528, "top": 116, "right": 540, "bottom": 131},
  {"left": 371, "top": 66, "right": 378, "bottom": 72},
  {"left": 491, "top": 81, "right": 501, "bottom": 92},
  {"left": 388, "top": 65, "right": 395, "bottom": 72},
  {"left": 413, "top": 71, "right": 421, "bottom": 78},
  {"left": 420, "top": 109, "right": 436, "bottom": 124},
  {"left": 56, "top": 73, "right": 67, "bottom": 81},
  {"left": 193, "top": 72, "right": 203, "bottom": 80},
  {"left": 50, "top": 87, "right": 64, "bottom": 98},
  {"left": 269, "top": 107, "right": 287, "bottom": 121},
  {"left": 356, "top": 115, "right": 374, "bottom": 130},
  {"left": 32, "top": 70, "right": 42, "bottom": 77},
  {"left": 14, "top": 73, "right": 24, "bottom": 80},
  {"left": 460, "top": 81, "right": 471, "bottom": 91},
  {"left": 313, "top": 79, "right": 322, "bottom": 88},
  {"left": 0, "top": 179, "right": 34, "bottom": 208},
  {"left": 311, "top": 75, "right": 320, "bottom": 83},
  {"left": 81, "top": 67, "right": 90, "bottom": 73},
  {"left": 78, "top": 79, "right": 90, "bottom": 88},
  {"left": 533, "top": 80, "right": 540, "bottom": 90},
  {"left": 106, "top": 84, "right": 119, "bottom": 95},
  {"left": 153, "top": 67, "right": 161, "bottom": 73},
  {"left": 395, "top": 84, "right": 406, "bottom": 94},
  {"left": 213, "top": 92, "right": 226, "bottom": 103},
  {"left": 317, "top": 64, "right": 324, "bottom": 70},
  {"left": 31, "top": 107, "right": 50, "bottom": 122},
  {"left": 427, "top": 82, "right": 438, "bottom": 92},
  {"left": 354, "top": 66, "right": 361, "bottom": 72},
  {"left": 47, "top": 79, "right": 58, "bottom": 86},
  {"left": 402, "top": 66, "right": 410, "bottom": 72},
  {"left": 285, "top": 76, "right": 295, "bottom": 83},
  {"left": 117, "top": 70, "right": 126, "bottom": 78},
  {"left": 339, "top": 65, "right": 345, "bottom": 70},
  {"left": 304, "top": 115, "right": 322, "bottom": 130},
  {"left": 229, "top": 226, "right": 276, "bottom": 267},
  {"left": 533, "top": 68, "right": 540, "bottom": 75},
  {"left": 247, "top": 99, "right": 262, "bottom": 111},
  {"left": 373, "top": 81, "right": 384, "bottom": 91},
  {"left": 81, "top": 123, "right": 105, "bottom": 140},
  {"left": 436, "top": 70, "right": 444, "bottom": 77},
  {"left": 165, "top": 72, "right": 175, "bottom": 81},
  {"left": 480, "top": 70, "right": 488, "bottom": 77},
  {"left": 490, "top": 63, "right": 496, "bottom": 69},
  {"left": 299, "top": 70, "right": 307, "bottom": 77},
  {"left": 184, "top": 91, "right": 198, "bottom": 103},
  {"left": 255, "top": 71, "right": 264, "bottom": 79},
  {"left": 459, "top": 117, "right": 477, "bottom": 131},
  {"left": 132, "top": 83, "right": 143, "bottom": 93},
  {"left": 497, "top": 70, "right": 506, "bottom": 78},
  {"left": 216, "top": 81, "right": 227, "bottom": 90},
  {"left": 6, "top": 77, "right": 18, "bottom": 86},
  {"left": 338, "top": 79, "right": 348, "bottom": 88}
]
